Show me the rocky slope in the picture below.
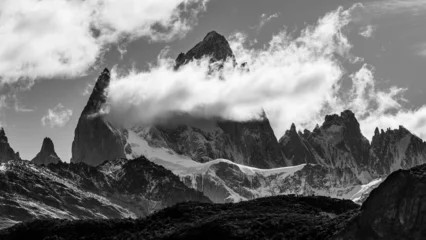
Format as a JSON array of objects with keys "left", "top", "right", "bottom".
[
  {"left": 335, "top": 164, "right": 426, "bottom": 240},
  {"left": 0, "top": 195, "right": 359, "bottom": 240},
  {"left": 71, "top": 68, "right": 126, "bottom": 166},
  {"left": 0, "top": 128, "right": 20, "bottom": 163},
  {"left": 0, "top": 157, "right": 210, "bottom": 229},
  {"left": 31, "top": 137, "right": 61, "bottom": 166}
]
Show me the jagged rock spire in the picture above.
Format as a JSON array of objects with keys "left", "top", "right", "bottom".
[
  {"left": 71, "top": 68, "right": 126, "bottom": 166},
  {"left": 31, "top": 137, "right": 61, "bottom": 166},
  {"left": 81, "top": 68, "right": 110, "bottom": 116},
  {"left": 0, "top": 127, "right": 20, "bottom": 163}
]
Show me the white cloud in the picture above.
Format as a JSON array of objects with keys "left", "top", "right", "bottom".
[
  {"left": 0, "top": 0, "right": 208, "bottom": 84},
  {"left": 103, "top": 4, "right": 426, "bottom": 141},
  {"left": 41, "top": 104, "right": 73, "bottom": 128},
  {"left": 359, "top": 25, "right": 375, "bottom": 38},
  {"left": 252, "top": 13, "right": 280, "bottom": 32},
  {"left": 105, "top": 6, "right": 354, "bottom": 136}
]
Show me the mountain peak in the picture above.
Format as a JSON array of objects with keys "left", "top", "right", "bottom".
[
  {"left": 175, "top": 30, "right": 235, "bottom": 69},
  {"left": 203, "top": 30, "right": 224, "bottom": 41},
  {"left": 32, "top": 137, "right": 61, "bottom": 166},
  {"left": 41, "top": 137, "right": 55, "bottom": 153},
  {"left": 0, "top": 127, "right": 20, "bottom": 163},
  {"left": 290, "top": 123, "right": 296, "bottom": 132},
  {"left": 81, "top": 68, "right": 110, "bottom": 116}
]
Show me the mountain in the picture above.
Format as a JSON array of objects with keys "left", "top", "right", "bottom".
[
  {"left": 0, "top": 128, "right": 20, "bottom": 163},
  {"left": 369, "top": 126, "right": 426, "bottom": 176},
  {"left": 69, "top": 31, "right": 426, "bottom": 205},
  {"left": 279, "top": 123, "right": 317, "bottom": 165},
  {"left": 125, "top": 31, "right": 287, "bottom": 169},
  {"left": 279, "top": 110, "right": 426, "bottom": 187},
  {"left": 71, "top": 68, "right": 126, "bottom": 166},
  {"left": 335, "top": 164, "right": 426, "bottom": 239},
  {"left": 31, "top": 137, "right": 61, "bottom": 166},
  {"left": 0, "top": 195, "right": 359, "bottom": 240},
  {"left": 72, "top": 31, "right": 287, "bottom": 169},
  {"left": 174, "top": 30, "right": 235, "bottom": 69},
  {"left": 0, "top": 157, "right": 210, "bottom": 229}
]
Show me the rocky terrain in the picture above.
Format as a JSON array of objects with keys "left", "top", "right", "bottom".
[
  {"left": 0, "top": 157, "right": 210, "bottom": 229},
  {"left": 0, "top": 195, "right": 359, "bottom": 240},
  {"left": 31, "top": 137, "right": 61, "bottom": 166}
]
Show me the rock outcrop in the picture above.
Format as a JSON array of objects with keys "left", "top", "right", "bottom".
[
  {"left": 31, "top": 137, "right": 61, "bottom": 166},
  {"left": 0, "top": 128, "right": 20, "bottom": 163},
  {"left": 335, "top": 164, "right": 426, "bottom": 239},
  {"left": 71, "top": 68, "right": 126, "bottom": 166}
]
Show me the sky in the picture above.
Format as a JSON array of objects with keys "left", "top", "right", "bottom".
[{"left": 1, "top": 0, "right": 426, "bottom": 162}]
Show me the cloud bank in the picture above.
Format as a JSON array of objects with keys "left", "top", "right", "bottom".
[
  {"left": 105, "top": 4, "right": 426, "bottom": 141},
  {"left": 0, "top": 0, "right": 208, "bottom": 83}
]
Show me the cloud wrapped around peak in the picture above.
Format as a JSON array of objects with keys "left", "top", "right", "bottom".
[
  {"left": 105, "top": 4, "right": 426, "bottom": 141},
  {"left": 0, "top": 0, "right": 208, "bottom": 83},
  {"left": 106, "top": 6, "right": 353, "bottom": 135}
]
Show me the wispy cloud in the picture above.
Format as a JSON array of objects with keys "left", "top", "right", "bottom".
[
  {"left": 41, "top": 104, "right": 72, "bottom": 128},
  {"left": 365, "top": 0, "right": 426, "bottom": 15},
  {"left": 251, "top": 13, "right": 280, "bottom": 32},
  {"left": 82, "top": 83, "right": 94, "bottom": 96},
  {"left": 0, "top": 0, "right": 209, "bottom": 84}
]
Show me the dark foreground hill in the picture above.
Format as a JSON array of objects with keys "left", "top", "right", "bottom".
[{"left": 0, "top": 195, "right": 358, "bottom": 240}]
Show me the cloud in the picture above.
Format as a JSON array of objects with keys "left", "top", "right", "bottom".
[
  {"left": 359, "top": 25, "right": 375, "bottom": 38},
  {"left": 105, "top": 6, "right": 354, "bottom": 136},
  {"left": 82, "top": 83, "right": 94, "bottom": 96},
  {"left": 251, "top": 13, "right": 280, "bottom": 32},
  {"left": 41, "top": 104, "right": 73, "bottom": 128},
  {"left": 365, "top": 0, "right": 426, "bottom": 15},
  {"left": 103, "top": 4, "right": 426, "bottom": 141},
  {"left": 0, "top": 0, "right": 208, "bottom": 84}
]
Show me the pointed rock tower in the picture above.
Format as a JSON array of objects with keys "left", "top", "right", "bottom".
[
  {"left": 279, "top": 123, "right": 317, "bottom": 165},
  {"left": 71, "top": 68, "right": 126, "bottom": 166},
  {"left": 0, "top": 127, "right": 20, "bottom": 163},
  {"left": 31, "top": 137, "right": 61, "bottom": 166}
]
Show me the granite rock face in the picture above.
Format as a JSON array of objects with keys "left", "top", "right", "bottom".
[
  {"left": 31, "top": 137, "right": 61, "bottom": 166},
  {"left": 71, "top": 68, "right": 126, "bottom": 166},
  {"left": 0, "top": 128, "right": 20, "bottom": 164}
]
